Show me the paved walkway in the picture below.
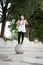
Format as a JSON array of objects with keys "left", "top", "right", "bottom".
[
  {"left": 0, "top": 47, "right": 43, "bottom": 65},
  {"left": 0, "top": 38, "right": 43, "bottom": 65}
]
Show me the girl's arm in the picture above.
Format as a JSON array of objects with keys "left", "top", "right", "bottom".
[
  {"left": 16, "top": 21, "right": 19, "bottom": 25},
  {"left": 25, "top": 20, "right": 28, "bottom": 25},
  {"left": 16, "top": 20, "right": 20, "bottom": 25}
]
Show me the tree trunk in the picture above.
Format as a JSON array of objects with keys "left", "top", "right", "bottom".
[
  {"left": 25, "top": 27, "right": 32, "bottom": 40},
  {"left": 29, "top": 28, "right": 32, "bottom": 41},
  {"left": 25, "top": 28, "right": 29, "bottom": 39},
  {"left": 1, "top": 9, "right": 6, "bottom": 38}
]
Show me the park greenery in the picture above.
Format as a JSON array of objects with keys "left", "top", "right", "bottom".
[
  {"left": 0, "top": 0, "right": 43, "bottom": 42},
  {"left": 29, "top": 5, "right": 43, "bottom": 42}
]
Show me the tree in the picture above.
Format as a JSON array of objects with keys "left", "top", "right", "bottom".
[
  {"left": 8, "top": 0, "right": 41, "bottom": 39},
  {"left": 0, "top": 0, "right": 14, "bottom": 37},
  {"left": 0, "top": 0, "right": 42, "bottom": 38},
  {"left": 0, "top": 0, "right": 24, "bottom": 37},
  {"left": 29, "top": 4, "right": 43, "bottom": 42}
]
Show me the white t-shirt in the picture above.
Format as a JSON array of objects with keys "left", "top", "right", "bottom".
[{"left": 18, "top": 20, "right": 26, "bottom": 32}]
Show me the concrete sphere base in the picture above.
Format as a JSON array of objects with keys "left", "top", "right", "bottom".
[{"left": 15, "top": 44, "right": 24, "bottom": 54}]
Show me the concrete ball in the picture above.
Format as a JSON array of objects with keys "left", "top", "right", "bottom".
[{"left": 15, "top": 44, "right": 24, "bottom": 54}]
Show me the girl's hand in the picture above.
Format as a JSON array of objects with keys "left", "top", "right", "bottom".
[
  {"left": 22, "top": 22, "right": 24, "bottom": 25},
  {"left": 25, "top": 20, "right": 28, "bottom": 25}
]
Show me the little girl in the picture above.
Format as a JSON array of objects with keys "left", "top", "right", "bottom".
[{"left": 16, "top": 15, "right": 28, "bottom": 44}]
